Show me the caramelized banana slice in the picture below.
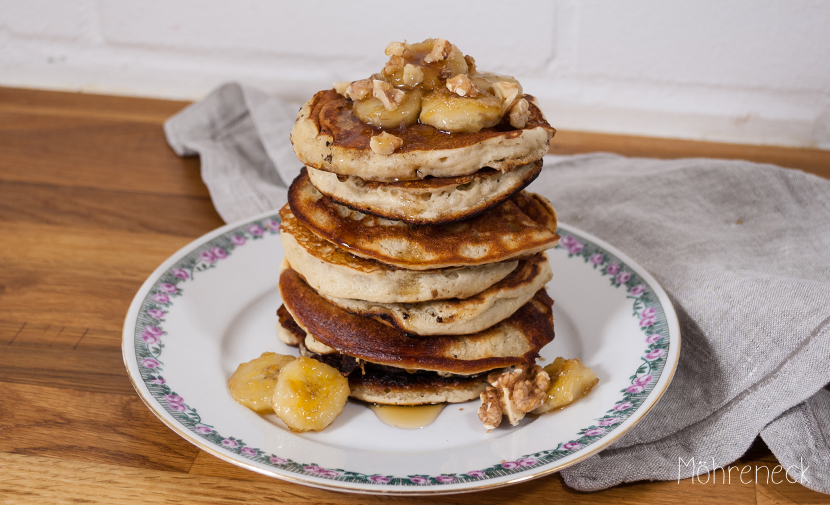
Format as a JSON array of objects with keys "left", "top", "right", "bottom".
[
  {"left": 532, "top": 357, "right": 599, "bottom": 414},
  {"left": 272, "top": 356, "right": 350, "bottom": 432},
  {"left": 353, "top": 89, "right": 422, "bottom": 128},
  {"left": 469, "top": 72, "right": 523, "bottom": 98},
  {"left": 228, "top": 352, "right": 296, "bottom": 414},
  {"left": 419, "top": 88, "right": 503, "bottom": 133}
]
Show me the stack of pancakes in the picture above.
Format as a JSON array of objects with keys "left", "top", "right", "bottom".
[{"left": 277, "top": 58, "right": 559, "bottom": 406}]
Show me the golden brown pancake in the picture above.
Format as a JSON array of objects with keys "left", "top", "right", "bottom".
[
  {"left": 291, "top": 89, "right": 555, "bottom": 181},
  {"left": 279, "top": 305, "right": 490, "bottom": 404},
  {"left": 306, "top": 160, "right": 542, "bottom": 224},
  {"left": 322, "top": 253, "right": 552, "bottom": 335},
  {"left": 280, "top": 206, "right": 519, "bottom": 302},
  {"left": 288, "top": 171, "right": 560, "bottom": 270},
  {"left": 279, "top": 268, "right": 555, "bottom": 375}
]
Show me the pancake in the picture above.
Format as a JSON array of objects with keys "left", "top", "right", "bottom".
[
  {"left": 279, "top": 306, "right": 490, "bottom": 404},
  {"left": 306, "top": 160, "right": 542, "bottom": 224},
  {"left": 279, "top": 267, "right": 555, "bottom": 375},
  {"left": 291, "top": 89, "right": 555, "bottom": 182},
  {"left": 280, "top": 206, "right": 518, "bottom": 302},
  {"left": 322, "top": 253, "right": 552, "bottom": 335},
  {"left": 288, "top": 171, "right": 560, "bottom": 270}
]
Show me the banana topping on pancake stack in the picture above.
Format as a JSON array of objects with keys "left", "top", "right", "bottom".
[{"left": 271, "top": 38, "right": 577, "bottom": 430}]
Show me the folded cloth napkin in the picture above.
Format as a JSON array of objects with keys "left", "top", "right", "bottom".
[{"left": 165, "top": 83, "right": 830, "bottom": 494}]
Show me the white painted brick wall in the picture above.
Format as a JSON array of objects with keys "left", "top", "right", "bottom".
[{"left": 1, "top": 0, "right": 829, "bottom": 149}]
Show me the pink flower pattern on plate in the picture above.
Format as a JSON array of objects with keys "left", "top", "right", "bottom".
[
  {"left": 269, "top": 456, "right": 286, "bottom": 465},
  {"left": 264, "top": 219, "right": 280, "bottom": 231},
  {"left": 210, "top": 247, "right": 227, "bottom": 260},
  {"left": 501, "top": 461, "right": 519, "bottom": 470},
  {"left": 152, "top": 293, "right": 170, "bottom": 304},
  {"left": 221, "top": 439, "right": 238, "bottom": 448},
  {"left": 589, "top": 253, "right": 604, "bottom": 265},
  {"left": 159, "top": 283, "right": 178, "bottom": 294},
  {"left": 645, "top": 348, "right": 665, "bottom": 360},
  {"left": 199, "top": 250, "right": 216, "bottom": 263},
  {"left": 584, "top": 427, "right": 605, "bottom": 436},
  {"left": 141, "top": 358, "right": 160, "bottom": 369},
  {"left": 467, "top": 470, "right": 485, "bottom": 478},
  {"left": 563, "top": 442, "right": 582, "bottom": 450},
  {"left": 646, "top": 333, "right": 663, "bottom": 344},
  {"left": 172, "top": 268, "right": 189, "bottom": 280},
  {"left": 409, "top": 476, "right": 428, "bottom": 484},
  {"left": 142, "top": 333, "right": 159, "bottom": 345},
  {"left": 616, "top": 271, "right": 631, "bottom": 284},
  {"left": 598, "top": 417, "right": 620, "bottom": 426},
  {"left": 231, "top": 235, "right": 246, "bottom": 246},
  {"left": 369, "top": 475, "right": 390, "bottom": 484},
  {"left": 147, "top": 309, "right": 164, "bottom": 319},
  {"left": 605, "top": 263, "right": 620, "bottom": 275},
  {"left": 629, "top": 284, "right": 646, "bottom": 296},
  {"left": 241, "top": 447, "right": 257, "bottom": 456},
  {"left": 625, "top": 385, "right": 644, "bottom": 394},
  {"left": 614, "top": 402, "right": 633, "bottom": 412},
  {"left": 635, "top": 374, "right": 653, "bottom": 386},
  {"left": 195, "top": 425, "right": 212, "bottom": 434},
  {"left": 248, "top": 224, "right": 264, "bottom": 236},
  {"left": 436, "top": 475, "right": 455, "bottom": 483}
]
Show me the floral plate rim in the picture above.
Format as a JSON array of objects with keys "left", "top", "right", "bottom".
[{"left": 122, "top": 209, "right": 681, "bottom": 496}]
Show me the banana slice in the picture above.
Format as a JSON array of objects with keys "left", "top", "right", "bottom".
[
  {"left": 228, "top": 352, "right": 296, "bottom": 414},
  {"left": 419, "top": 88, "right": 503, "bottom": 133},
  {"left": 272, "top": 356, "right": 350, "bottom": 432},
  {"left": 532, "top": 357, "right": 599, "bottom": 414},
  {"left": 469, "top": 72, "right": 523, "bottom": 98},
  {"left": 352, "top": 89, "right": 422, "bottom": 129}
]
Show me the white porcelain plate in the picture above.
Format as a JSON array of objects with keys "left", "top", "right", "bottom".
[{"left": 123, "top": 210, "right": 680, "bottom": 495}]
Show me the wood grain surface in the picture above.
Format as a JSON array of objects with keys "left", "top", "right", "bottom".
[{"left": 1, "top": 85, "right": 828, "bottom": 504}]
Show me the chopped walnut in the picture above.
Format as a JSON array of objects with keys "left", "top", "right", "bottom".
[
  {"left": 369, "top": 132, "right": 403, "bottom": 155},
  {"left": 423, "top": 38, "right": 453, "bottom": 63},
  {"left": 446, "top": 74, "right": 479, "bottom": 97},
  {"left": 382, "top": 55, "right": 406, "bottom": 77},
  {"left": 402, "top": 64, "right": 425, "bottom": 87},
  {"left": 385, "top": 41, "right": 407, "bottom": 57},
  {"left": 478, "top": 363, "right": 550, "bottom": 429},
  {"left": 464, "top": 54, "right": 477, "bottom": 74},
  {"left": 508, "top": 98, "right": 529, "bottom": 129},
  {"left": 491, "top": 81, "right": 520, "bottom": 113},
  {"left": 372, "top": 80, "right": 405, "bottom": 111},
  {"left": 333, "top": 81, "right": 351, "bottom": 96},
  {"left": 478, "top": 388, "right": 502, "bottom": 430},
  {"left": 344, "top": 78, "right": 373, "bottom": 101}
]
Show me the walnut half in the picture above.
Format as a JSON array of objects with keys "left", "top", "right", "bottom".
[{"left": 478, "top": 363, "right": 550, "bottom": 430}]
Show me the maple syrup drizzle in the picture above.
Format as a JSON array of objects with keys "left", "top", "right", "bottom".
[{"left": 368, "top": 403, "right": 446, "bottom": 429}]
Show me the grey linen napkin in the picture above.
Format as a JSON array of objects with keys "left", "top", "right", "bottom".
[{"left": 165, "top": 83, "right": 830, "bottom": 494}]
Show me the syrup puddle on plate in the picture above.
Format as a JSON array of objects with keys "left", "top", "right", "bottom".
[{"left": 368, "top": 404, "right": 446, "bottom": 429}]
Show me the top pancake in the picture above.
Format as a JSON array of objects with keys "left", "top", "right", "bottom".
[
  {"left": 289, "top": 169, "right": 560, "bottom": 270},
  {"left": 291, "top": 89, "right": 555, "bottom": 182}
]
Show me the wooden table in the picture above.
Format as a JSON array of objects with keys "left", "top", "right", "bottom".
[{"left": 1, "top": 86, "right": 828, "bottom": 504}]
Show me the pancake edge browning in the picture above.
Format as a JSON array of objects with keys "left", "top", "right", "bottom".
[
  {"left": 288, "top": 172, "right": 561, "bottom": 270},
  {"left": 280, "top": 206, "right": 519, "bottom": 302},
  {"left": 279, "top": 268, "right": 555, "bottom": 375},
  {"left": 306, "top": 160, "right": 543, "bottom": 225},
  {"left": 278, "top": 305, "right": 490, "bottom": 405},
  {"left": 322, "top": 253, "right": 552, "bottom": 335},
  {"left": 291, "top": 89, "right": 555, "bottom": 182}
]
